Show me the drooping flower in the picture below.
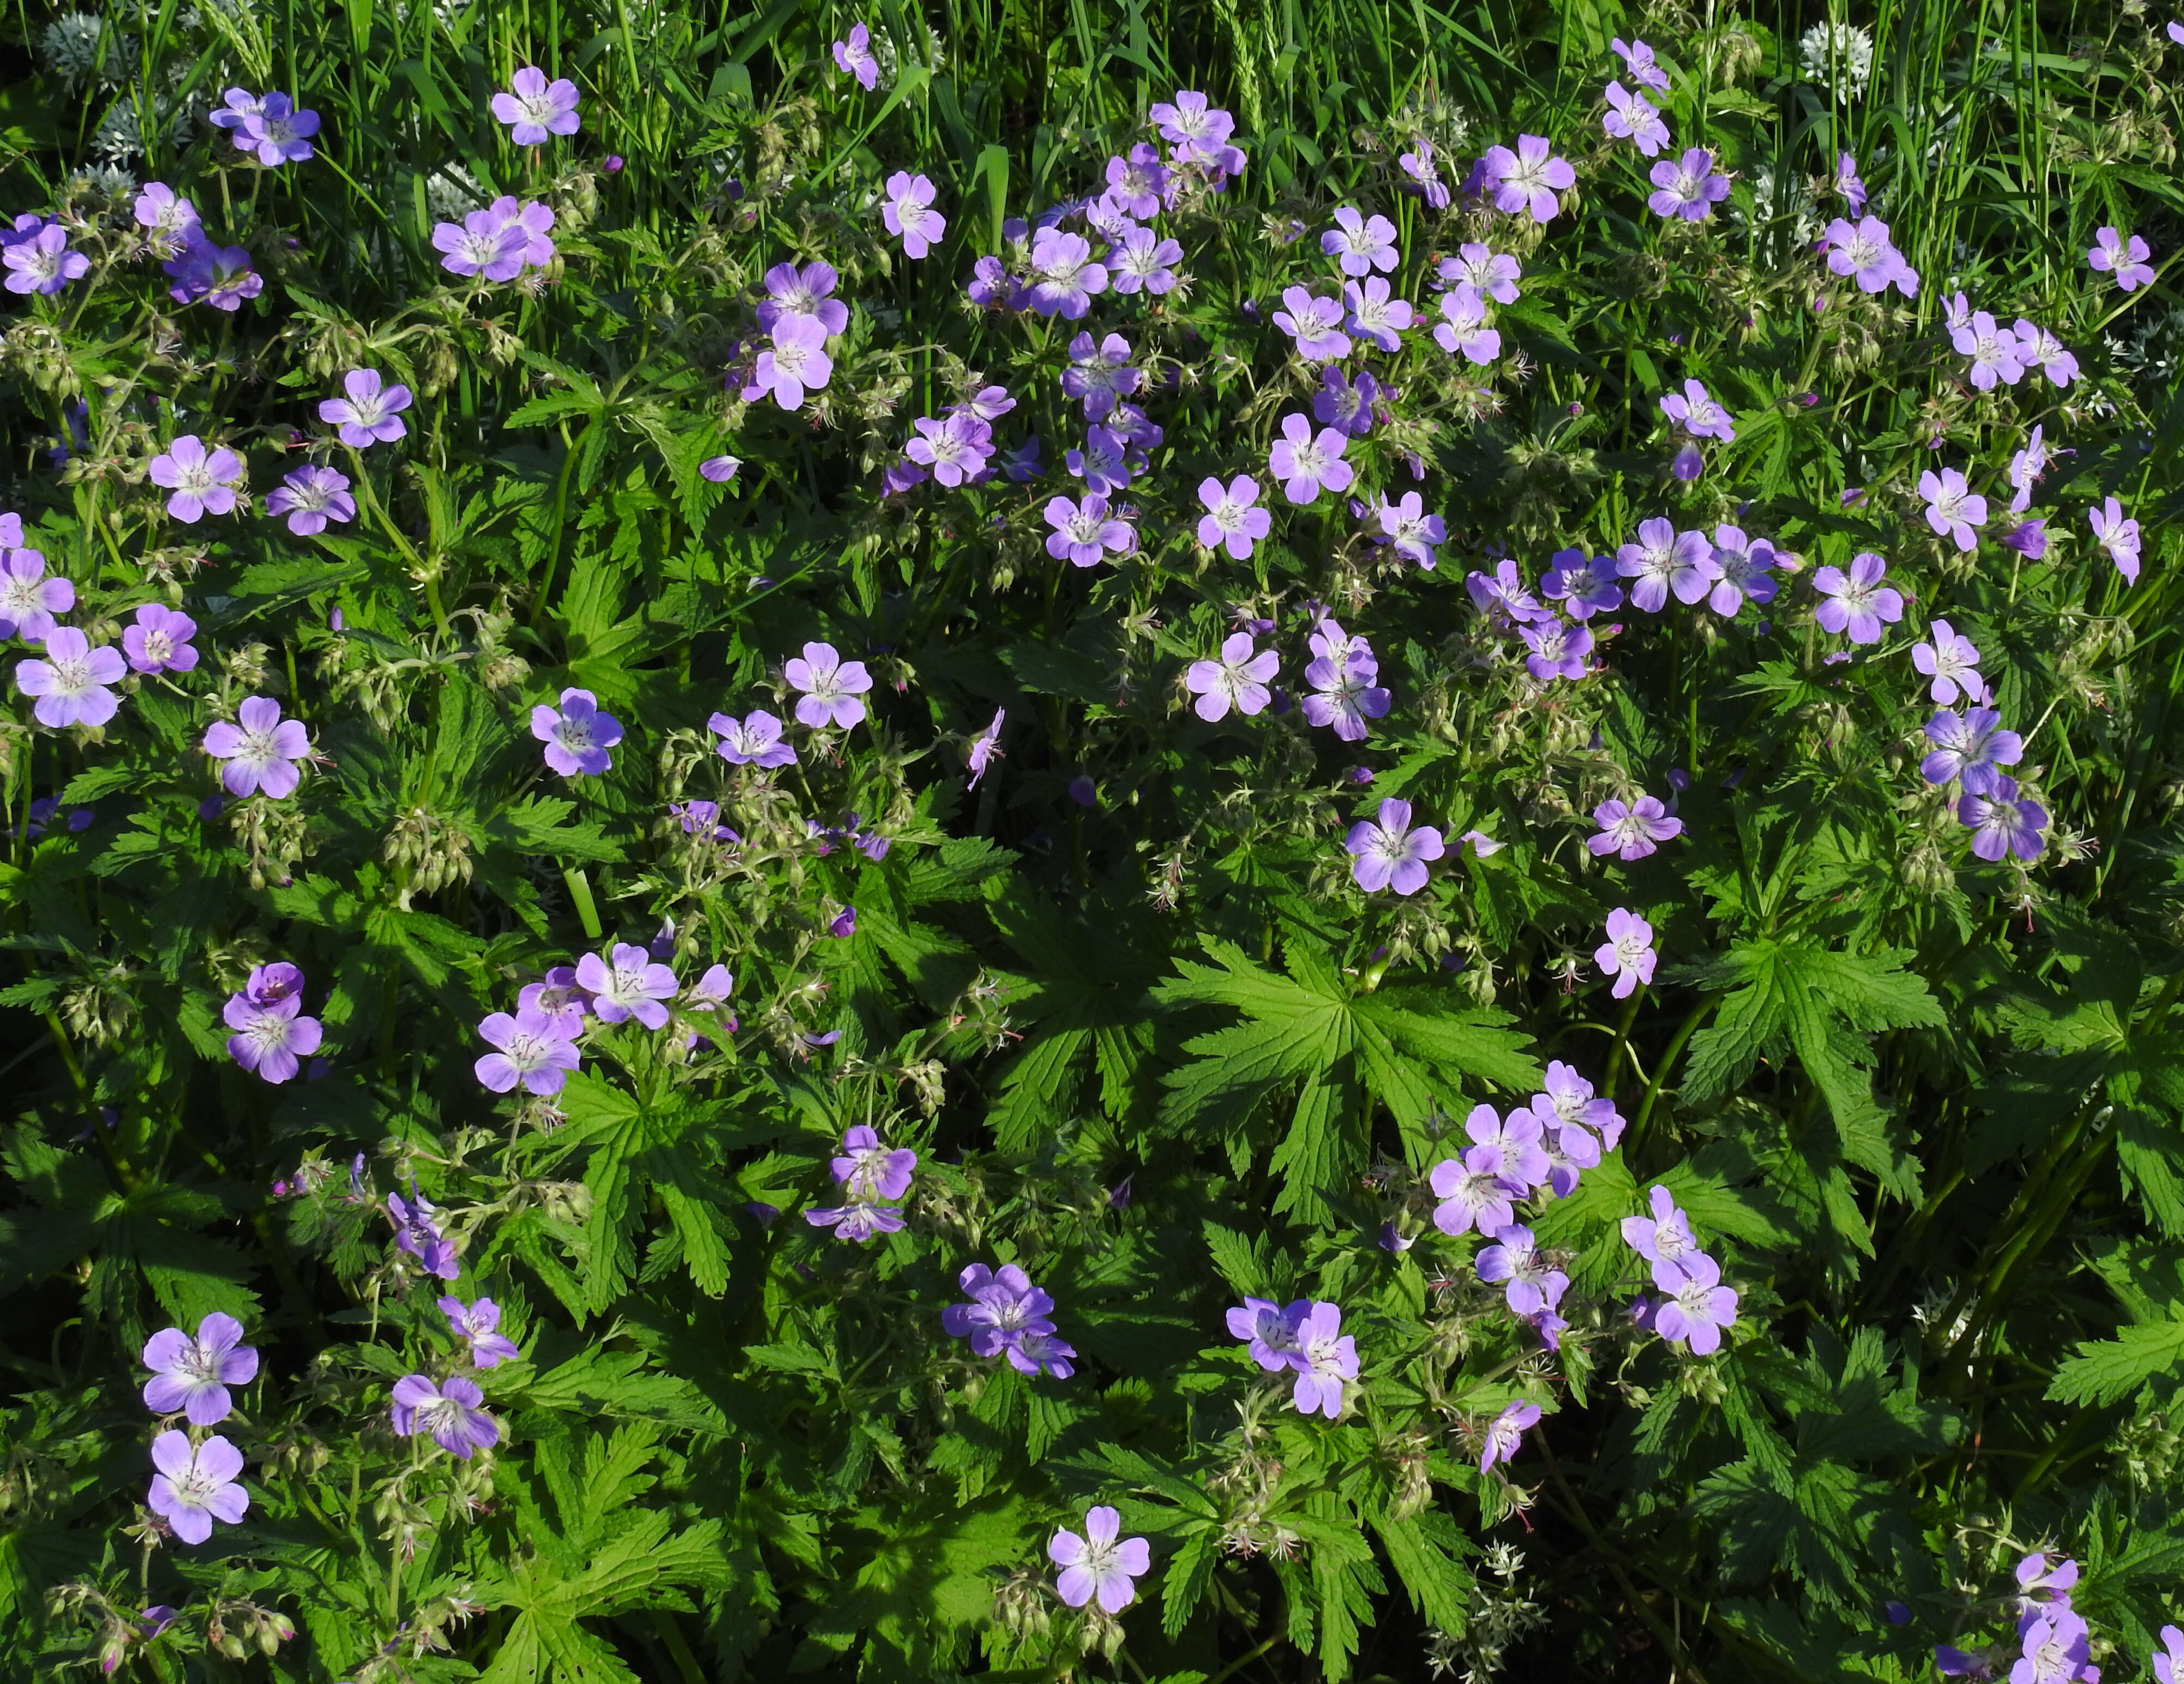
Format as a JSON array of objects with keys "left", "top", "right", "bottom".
[
  {"left": 1659, "top": 379, "right": 1735, "bottom": 442},
  {"left": 1602, "top": 81, "right": 1670, "bottom": 156},
  {"left": 1322, "top": 206, "right": 1398, "bottom": 275},
  {"left": 1912, "top": 619, "right": 1987, "bottom": 706},
  {"left": 1480, "top": 134, "right": 1575, "bottom": 223},
  {"left": 1479, "top": 1399, "right": 1543, "bottom": 1473},
  {"left": 1594, "top": 907, "right": 1657, "bottom": 998},
  {"left": 1049, "top": 1506, "right": 1153, "bottom": 1613},
  {"left": 1398, "top": 140, "right": 1450, "bottom": 209},
  {"left": 785, "top": 641, "right": 873, "bottom": 729},
  {"left": 473, "top": 1006, "right": 581, "bottom": 1095},
  {"left": 2088, "top": 496, "right": 2141, "bottom": 585},
  {"left": 1289, "top": 1301, "right": 1359, "bottom": 1417},
  {"left": 440, "top": 1296, "right": 523, "bottom": 1368},
  {"left": 1272, "top": 286, "right": 1353, "bottom": 363},
  {"left": 1922, "top": 708, "right": 2024, "bottom": 796},
  {"left": 1834, "top": 153, "right": 1868, "bottom": 214},
  {"left": 1918, "top": 466, "right": 1986, "bottom": 552},
  {"left": 392, "top": 1374, "right": 500, "bottom": 1458},
  {"left": 882, "top": 171, "right": 945, "bottom": 259},
  {"left": 1588, "top": 796, "right": 1682, "bottom": 861},
  {"left": 965, "top": 708, "right": 1005, "bottom": 788},
  {"left": 0, "top": 547, "right": 74, "bottom": 643},
  {"left": 389, "top": 1189, "right": 459, "bottom": 1279},
  {"left": 491, "top": 65, "right": 581, "bottom": 146},
  {"left": 224, "top": 981, "right": 323, "bottom": 1083},
  {"left": 14, "top": 627, "right": 124, "bottom": 728},
  {"left": 146, "top": 1431, "right": 248, "bottom": 1545},
  {"left": 832, "top": 22, "right": 879, "bottom": 89},
  {"left": 1651, "top": 1251, "right": 1738, "bottom": 1355},
  {"left": 1433, "top": 284, "right": 1501, "bottom": 363},
  {"left": 1345, "top": 798, "right": 1444, "bottom": 895},
  {"left": 148, "top": 435, "right": 244, "bottom": 523},
  {"left": 1810, "top": 552, "right": 1903, "bottom": 644},
  {"left": 2, "top": 224, "right": 89, "bottom": 295},
  {"left": 700, "top": 454, "right": 741, "bottom": 483},
  {"left": 1959, "top": 777, "right": 2048, "bottom": 863},
  {"left": 1612, "top": 37, "right": 1671, "bottom": 92},
  {"left": 575, "top": 942, "right": 679, "bottom": 1030},
  {"left": 709, "top": 708, "right": 798, "bottom": 768},
  {"left": 265, "top": 465, "right": 355, "bottom": 535},
  {"left": 1185, "top": 632, "right": 1279, "bottom": 723},
  {"left": 319, "top": 368, "right": 413, "bottom": 448},
  {"left": 141, "top": 1313, "right": 259, "bottom": 1425},
  {"left": 1196, "top": 475, "right": 1270, "bottom": 559},
  {"left": 2087, "top": 226, "right": 2154, "bottom": 291},
  {"left": 1268, "top": 413, "right": 1354, "bottom": 504},
  {"left": 1043, "top": 494, "right": 1133, "bottom": 567},
  {"left": 1647, "top": 147, "right": 1730, "bottom": 220},
  {"left": 203, "top": 697, "right": 310, "bottom": 798},
  {"left": 805, "top": 1199, "right": 907, "bottom": 1242},
  {"left": 1467, "top": 558, "right": 1544, "bottom": 624},
  {"left": 530, "top": 688, "right": 623, "bottom": 776}
]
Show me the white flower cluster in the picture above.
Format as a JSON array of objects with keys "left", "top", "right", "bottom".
[
  {"left": 40, "top": 11, "right": 131, "bottom": 87},
  {"left": 1796, "top": 21, "right": 1875, "bottom": 94}
]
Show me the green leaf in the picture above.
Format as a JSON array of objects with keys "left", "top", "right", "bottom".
[{"left": 2046, "top": 1315, "right": 2184, "bottom": 1406}]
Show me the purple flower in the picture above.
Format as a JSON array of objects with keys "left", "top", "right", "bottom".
[
  {"left": 1343, "top": 277, "right": 1414, "bottom": 352},
  {"left": 519, "top": 965, "right": 593, "bottom": 1030},
  {"left": 1535, "top": 1058, "right": 1625, "bottom": 1150},
  {"left": 473, "top": 1006, "right": 581, "bottom": 1094},
  {"left": 1109, "top": 224, "right": 1182, "bottom": 294},
  {"left": 203, "top": 697, "right": 310, "bottom": 798},
  {"left": 1060, "top": 331, "right": 1138, "bottom": 421},
  {"left": 1467, "top": 558, "right": 1544, "bottom": 624},
  {"left": 2, "top": 224, "right": 88, "bottom": 295},
  {"left": 785, "top": 640, "right": 872, "bottom": 729},
  {"left": 491, "top": 66, "right": 580, "bottom": 145},
  {"left": 440, "top": 1296, "right": 523, "bottom": 1368},
  {"left": 1066, "top": 426, "right": 1132, "bottom": 495},
  {"left": 1953, "top": 310, "right": 2025, "bottom": 391},
  {"left": 141, "top": 1313, "right": 258, "bottom": 1425},
  {"left": 160, "top": 230, "right": 263, "bottom": 311},
  {"left": 1652, "top": 1251, "right": 1738, "bottom": 1354},
  {"left": 530, "top": 687, "right": 623, "bottom": 776},
  {"left": 0, "top": 547, "right": 73, "bottom": 643},
  {"left": 1433, "top": 284, "right": 1501, "bottom": 363},
  {"left": 1519, "top": 615, "right": 1593, "bottom": 682},
  {"left": 1430, "top": 1146, "right": 1520, "bottom": 1237},
  {"left": 1026, "top": 227, "right": 1107, "bottom": 317},
  {"left": 1480, "top": 1400, "right": 1542, "bottom": 1473},
  {"left": 1822, "top": 215, "right": 1912, "bottom": 296},
  {"left": 134, "top": 183, "right": 201, "bottom": 253},
  {"left": 1480, "top": 134, "right": 1575, "bottom": 223},
  {"left": 1288, "top": 1301, "right": 1358, "bottom": 1417},
  {"left": 245, "top": 962, "right": 305, "bottom": 1009},
  {"left": 224, "top": 984, "right": 323, "bottom": 1083},
  {"left": 2013, "top": 321, "right": 2078, "bottom": 388},
  {"left": 2088, "top": 226, "right": 2154, "bottom": 291},
  {"left": 1466, "top": 1104, "right": 1551, "bottom": 1192},
  {"left": 1811, "top": 552, "right": 1903, "bottom": 644},
  {"left": 1103, "top": 142, "right": 1170, "bottom": 218},
  {"left": 1919, "top": 466, "right": 1985, "bottom": 552},
  {"left": 1616, "top": 518, "right": 1717, "bottom": 613},
  {"left": 490, "top": 195, "right": 557, "bottom": 267},
  {"left": 1959, "top": 777, "right": 2048, "bottom": 862},
  {"left": 391, "top": 1373, "right": 500, "bottom": 1457},
  {"left": 15, "top": 628, "right": 124, "bottom": 728},
  {"left": 1376, "top": 492, "right": 1444, "bottom": 568},
  {"left": 2015, "top": 1610, "right": 2091, "bottom": 1684},
  {"left": 2089, "top": 496, "right": 2141, "bottom": 585},
  {"left": 1922, "top": 708, "right": 2024, "bottom": 796},
  {"left": 1306, "top": 367, "right": 1375, "bottom": 438},
  {"left": 1648, "top": 147, "right": 1730, "bottom": 220},
  {"left": 1603, "top": 81, "right": 1670, "bottom": 156},
  {"left": 805, "top": 1199, "right": 905, "bottom": 1242},
  {"left": 963, "top": 706, "right": 1006, "bottom": 788},
  {"left": 832, "top": 1124, "right": 916, "bottom": 1201},
  {"left": 319, "top": 368, "right": 412, "bottom": 448},
  {"left": 2002, "top": 519, "right": 2048, "bottom": 559},
  {"left": 1594, "top": 907, "right": 1656, "bottom": 998},
  {"left": 1301, "top": 648, "right": 1390, "bottom": 741},
  {"left": 700, "top": 454, "right": 741, "bottom": 483},
  {"left": 882, "top": 172, "right": 946, "bottom": 258},
  {"left": 1186, "top": 632, "right": 1279, "bottom": 722},
  {"left": 758, "top": 261, "right": 849, "bottom": 337},
  {"left": 1438, "top": 243, "right": 1521, "bottom": 303},
  {"left": 235, "top": 92, "right": 320, "bottom": 166},
  {"left": 904, "top": 412, "right": 994, "bottom": 486},
  {"left": 943, "top": 1262, "right": 1058, "bottom": 1359},
  {"left": 1197, "top": 475, "right": 1270, "bottom": 558},
  {"left": 1834, "top": 152, "right": 1868, "bottom": 213},
  {"left": 1621, "top": 1184, "right": 1701, "bottom": 1274},
  {"left": 1588, "top": 795, "right": 1683, "bottom": 861},
  {"left": 575, "top": 942, "right": 679, "bottom": 1029},
  {"left": 2151, "top": 1625, "right": 2183, "bottom": 1684},
  {"left": 208, "top": 88, "right": 266, "bottom": 131},
  {"left": 709, "top": 708, "right": 798, "bottom": 768},
  {"left": 149, "top": 435, "right": 244, "bottom": 523},
  {"left": 1660, "top": 378, "right": 1735, "bottom": 442},
  {"left": 1322, "top": 206, "right": 1398, "bottom": 275},
  {"left": 1050, "top": 1506, "right": 1152, "bottom": 1612},
  {"left": 1150, "top": 89, "right": 1237, "bottom": 166},
  {"left": 1273, "top": 286, "right": 1353, "bottom": 362},
  {"left": 1227, "top": 1297, "right": 1308, "bottom": 1372},
  {"left": 1345, "top": 798, "right": 1444, "bottom": 894},
  {"left": 1268, "top": 412, "right": 1353, "bottom": 504},
  {"left": 1540, "top": 549, "right": 1622, "bottom": 619},
  {"left": 1612, "top": 37, "right": 1671, "bottom": 92},
  {"left": 745, "top": 314, "right": 834, "bottom": 411},
  {"left": 1398, "top": 139, "right": 1450, "bottom": 208},
  {"left": 263, "top": 464, "right": 355, "bottom": 535},
  {"left": 1707, "top": 525, "right": 1779, "bottom": 617},
  {"left": 1043, "top": 494, "right": 1133, "bottom": 567},
  {"left": 433, "top": 211, "right": 527, "bottom": 281},
  {"left": 146, "top": 1431, "right": 248, "bottom": 1545},
  {"left": 1912, "top": 619, "right": 1987, "bottom": 706},
  {"left": 832, "top": 22, "right": 879, "bottom": 89},
  {"left": 1477, "top": 1226, "right": 1567, "bottom": 1317}
]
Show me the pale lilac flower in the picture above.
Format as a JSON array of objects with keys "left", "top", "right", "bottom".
[
  {"left": 1541, "top": 549, "right": 1622, "bottom": 619},
  {"left": 963, "top": 707, "right": 1006, "bottom": 788},
  {"left": 832, "top": 22, "right": 879, "bottom": 89},
  {"left": 1227, "top": 1297, "right": 1308, "bottom": 1371},
  {"left": 161, "top": 229, "right": 265, "bottom": 308},
  {"left": 758, "top": 261, "right": 849, "bottom": 337},
  {"left": 1376, "top": 492, "right": 1444, "bottom": 568},
  {"left": 2012, "top": 321, "right": 2077, "bottom": 387},
  {"left": 132, "top": 183, "right": 200, "bottom": 252},
  {"left": 1537, "top": 1059, "right": 1625, "bottom": 1150},
  {"left": 1612, "top": 37, "right": 1671, "bottom": 92},
  {"left": 700, "top": 454, "right": 740, "bottom": 483},
  {"left": 1481, "top": 134, "right": 1575, "bottom": 223},
  {"left": 747, "top": 315, "right": 833, "bottom": 410},
  {"left": 1467, "top": 558, "right": 1543, "bottom": 624},
  {"left": 1313, "top": 367, "right": 1380, "bottom": 437},
  {"left": 1049, "top": 1506, "right": 1151, "bottom": 1613},
  {"left": 1953, "top": 310, "right": 2025, "bottom": 391},
  {"left": 530, "top": 688, "right": 622, "bottom": 776},
  {"left": 882, "top": 172, "right": 945, "bottom": 258},
  {"left": 1477, "top": 1227, "right": 1565, "bottom": 1316},
  {"left": 805, "top": 1200, "right": 905, "bottom": 1242},
  {"left": 1822, "top": 215, "right": 1910, "bottom": 295},
  {"left": 1345, "top": 798, "right": 1443, "bottom": 894},
  {"left": 1594, "top": 907, "right": 1656, "bottom": 998},
  {"left": 1959, "top": 776, "right": 2049, "bottom": 862},
  {"left": 14, "top": 627, "right": 123, "bottom": 728},
  {"left": 1066, "top": 426, "right": 1132, "bottom": 496},
  {"left": 1659, "top": 379, "right": 1735, "bottom": 442},
  {"left": 2, "top": 224, "right": 88, "bottom": 295},
  {"left": 2088, "top": 226, "right": 2154, "bottom": 291},
  {"left": 1334, "top": 278, "right": 1411, "bottom": 353},
  {"left": 1013, "top": 1329, "right": 1078, "bottom": 1379},
  {"left": 319, "top": 368, "right": 412, "bottom": 448},
  {"left": 1467, "top": 1103, "right": 1551, "bottom": 1191},
  {"left": 489, "top": 195, "right": 557, "bottom": 267},
  {"left": 1438, "top": 243, "right": 1520, "bottom": 303},
  {"left": 1834, "top": 153, "right": 1868, "bottom": 213},
  {"left": 122, "top": 603, "right": 199, "bottom": 675},
  {"left": 1616, "top": 519, "right": 1711, "bottom": 614},
  {"left": 203, "top": 697, "right": 309, "bottom": 798},
  {"left": 2008, "top": 424, "right": 2051, "bottom": 514},
  {"left": 149, "top": 435, "right": 243, "bottom": 523},
  {"left": 1043, "top": 494, "right": 1133, "bottom": 567},
  {"left": 432, "top": 211, "right": 527, "bottom": 281},
  {"left": 224, "top": 986, "right": 323, "bottom": 1083},
  {"left": 1268, "top": 413, "right": 1353, "bottom": 504},
  {"left": 1811, "top": 552, "right": 1903, "bottom": 643},
  {"left": 0, "top": 549, "right": 73, "bottom": 643},
  {"left": 235, "top": 92, "right": 320, "bottom": 166},
  {"left": 1109, "top": 225, "right": 1182, "bottom": 294},
  {"left": 904, "top": 412, "right": 994, "bottom": 486},
  {"left": 2012, "top": 1555, "right": 2078, "bottom": 1617},
  {"left": 2014, "top": 1610, "right": 2092, "bottom": 1684},
  {"left": 2151, "top": 1624, "right": 2182, "bottom": 1684},
  {"left": 142, "top": 1313, "right": 258, "bottom": 1424},
  {"left": 1433, "top": 284, "right": 1499, "bottom": 363},
  {"left": 1603, "top": 81, "right": 1669, "bottom": 155},
  {"left": 2089, "top": 496, "right": 2141, "bottom": 585},
  {"left": 575, "top": 943, "right": 679, "bottom": 1029},
  {"left": 209, "top": 88, "right": 268, "bottom": 132},
  {"left": 389, "top": 1190, "right": 458, "bottom": 1279},
  {"left": 392, "top": 1374, "right": 500, "bottom": 1457},
  {"left": 492, "top": 65, "right": 580, "bottom": 145},
  {"left": 1060, "top": 332, "right": 1138, "bottom": 421},
  {"left": 1922, "top": 708, "right": 2023, "bottom": 796},
  {"left": 439, "top": 1297, "right": 522, "bottom": 1368},
  {"left": 1430, "top": 1147, "right": 1520, "bottom": 1238},
  {"left": 1707, "top": 526, "right": 1779, "bottom": 617},
  {"left": 832, "top": 1124, "right": 916, "bottom": 1201},
  {"left": 1149, "top": 89, "right": 1237, "bottom": 166},
  {"left": 1652, "top": 1251, "right": 1738, "bottom": 1354},
  {"left": 1621, "top": 1184, "right": 1701, "bottom": 1275},
  {"left": 1919, "top": 466, "right": 1985, "bottom": 552},
  {"left": 1323, "top": 206, "right": 1398, "bottom": 275},
  {"left": 1912, "top": 620, "right": 1988, "bottom": 706},
  {"left": 1398, "top": 140, "right": 1449, "bottom": 209},
  {"left": 1301, "top": 650, "right": 1390, "bottom": 741},
  {"left": 1197, "top": 475, "right": 1270, "bottom": 559},
  {"left": 1102, "top": 142, "right": 1169, "bottom": 218},
  {"left": 1519, "top": 615, "right": 1592, "bottom": 682},
  {"left": 942, "top": 1262, "right": 1057, "bottom": 1357},
  {"left": 147, "top": 1431, "right": 247, "bottom": 1544},
  {"left": 1589, "top": 796, "right": 1682, "bottom": 861},
  {"left": 1942, "top": 291, "right": 1974, "bottom": 334},
  {"left": 1273, "top": 286, "right": 1352, "bottom": 362},
  {"left": 785, "top": 641, "right": 872, "bottom": 728},
  {"left": 1027, "top": 227, "right": 1107, "bottom": 317},
  {"left": 263, "top": 465, "right": 355, "bottom": 535},
  {"left": 1479, "top": 1400, "right": 1541, "bottom": 1473},
  {"left": 1289, "top": 1302, "right": 1358, "bottom": 1418},
  {"left": 1186, "top": 632, "right": 1279, "bottom": 722},
  {"left": 1539, "top": 1108, "right": 1604, "bottom": 1196},
  {"left": 1648, "top": 147, "right": 1729, "bottom": 220},
  {"left": 473, "top": 1007, "right": 580, "bottom": 1094}
]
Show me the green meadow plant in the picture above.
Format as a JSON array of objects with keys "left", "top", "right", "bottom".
[{"left": 1, "top": 0, "right": 2183, "bottom": 1679}]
